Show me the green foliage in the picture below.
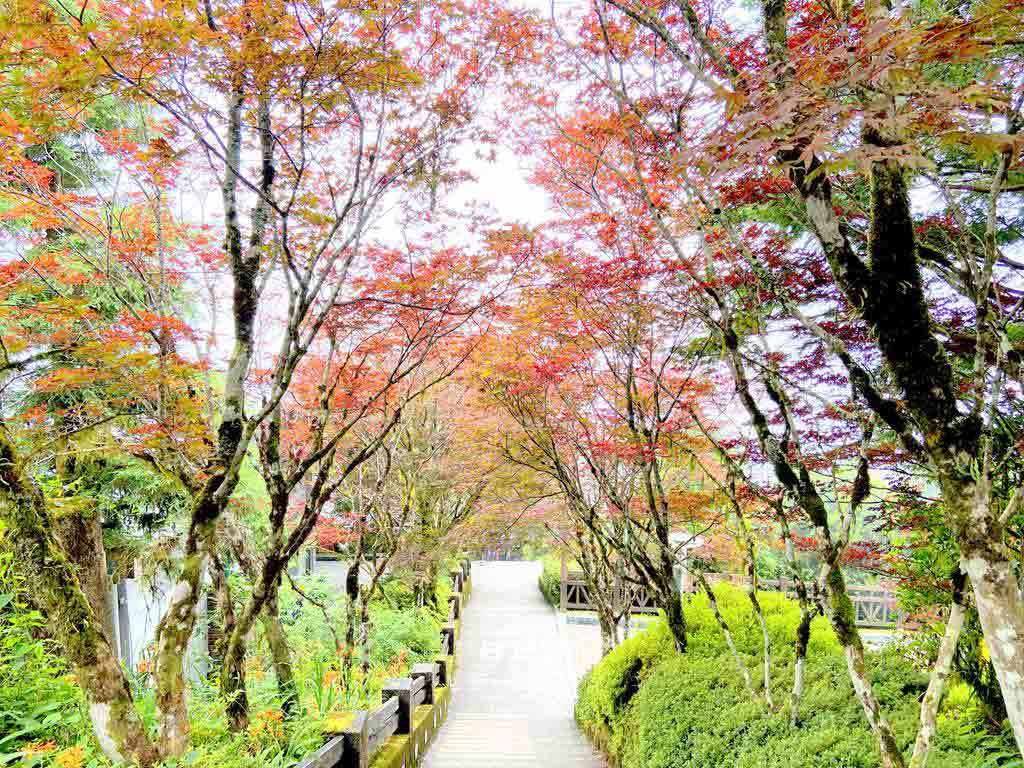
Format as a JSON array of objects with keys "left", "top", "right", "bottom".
[
  {"left": 574, "top": 618, "right": 677, "bottom": 754},
  {"left": 0, "top": 542, "right": 451, "bottom": 767},
  {"left": 0, "top": 553, "right": 91, "bottom": 763},
  {"left": 368, "top": 605, "right": 441, "bottom": 668},
  {"left": 538, "top": 555, "right": 561, "bottom": 608},
  {"left": 576, "top": 584, "right": 1014, "bottom": 768}
]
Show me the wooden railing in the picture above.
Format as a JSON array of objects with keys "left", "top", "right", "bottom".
[
  {"left": 298, "top": 558, "right": 472, "bottom": 768},
  {"left": 561, "top": 568, "right": 905, "bottom": 629},
  {"left": 561, "top": 574, "right": 660, "bottom": 615}
]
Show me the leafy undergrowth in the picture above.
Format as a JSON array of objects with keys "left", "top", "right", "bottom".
[
  {"left": 0, "top": 560, "right": 448, "bottom": 768},
  {"left": 575, "top": 584, "right": 1020, "bottom": 768}
]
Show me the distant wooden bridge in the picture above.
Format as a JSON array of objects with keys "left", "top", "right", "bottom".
[{"left": 560, "top": 569, "right": 904, "bottom": 629}]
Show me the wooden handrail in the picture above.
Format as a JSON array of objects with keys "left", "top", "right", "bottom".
[
  {"left": 300, "top": 561, "right": 472, "bottom": 768},
  {"left": 561, "top": 570, "right": 906, "bottom": 628}
]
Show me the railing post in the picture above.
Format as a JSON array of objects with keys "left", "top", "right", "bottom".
[
  {"left": 382, "top": 678, "right": 414, "bottom": 735},
  {"left": 434, "top": 654, "right": 449, "bottom": 687},
  {"left": 339, "top": 711, "right": 370, "bottom": 768},
  {"left": 412, "top": 663, "right": 437, "bottom": 704},
  {"left": 441, "top": 623, "right": 457, "bottom": 656},
  {"left": 449, "top": 593, "right": 461, "bottom": 620}
]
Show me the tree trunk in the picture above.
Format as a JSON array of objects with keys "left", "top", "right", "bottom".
[
  {"left": 961, "top": 549, "right": 1024, "bottom": 754},
  {"left": 662, "top": 589, "right": 687, "bottom": 652},
  {"left": 154, "top": 512, "right": 218, "bottom": 755},
  {"left": 262, "top": 588, "right": 297, "bottom": 716},
  {"left": 772, "top": 502, "right": 815, "bottom": 725},
  {"left": 736, "top": 508, "right": 773, "bottom": 707},
  {"left": 597, "top": 606, "right": 618, "bottom": 656},
  {"left": 0, "top": 435, "right": 159, "bottom": 766},
  {"left": 910, "top": 571, "right": 967, "bottom": 768},
  {"left": 359, "top": 599, "right": 373, "bottom": 700},
  {"left": 221, "top": 627, "right": 249, "bottom": 732},
  {"left": 53, "top": 511, "right": 114, "bottom": 643},
  {"left": 791, "top": 603, "right": 813, "bottom": 726},
  {"left": 822, "top": 566, "right": 905, "bottom": 768},
  {"left": 750, "top": 588, "right": 773, "bottom": 707},
  {"left": 219, "top": 549, "right": 292, "bottom": 731},
  {"left": 698, "top": 574, "right": 754, "bottom": 697}
]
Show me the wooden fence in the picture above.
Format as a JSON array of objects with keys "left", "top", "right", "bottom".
[
  {"left": 560, "top": 568, "right": 905, "bottom": 629},
  {"left": 298, "top": 559, "right": 472, "bottom": 768}
]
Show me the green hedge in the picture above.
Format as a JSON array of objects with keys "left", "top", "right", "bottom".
[
  {"left": 576, "top": 584, "right": 1014, "bottom": 768},
  {"left": 538, "top": 555, "right": 561, "bottom": 608}
]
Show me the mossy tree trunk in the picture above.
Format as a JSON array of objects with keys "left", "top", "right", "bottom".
[
  {"left": 53, "top": 509, "right": 115, "bottom": 644},
  {"left": 263, "top": 586, "right": 297, "bottom": 716},
  {"left": 716, "top": 302, "right": 904, "bottom": 766},
  {"left": 0, "top": 432, "right": 159, "bottom": 766},
  {"left": 751, "top": 0, "right": 1024, "bottom": 751}
]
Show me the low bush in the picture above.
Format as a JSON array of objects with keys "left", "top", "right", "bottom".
[
  {"left": 576, "top": 583, "right": 1016, "bottom": 768},
  {"left": 538, "top": 555, "right": 561, "bottom": 608}
]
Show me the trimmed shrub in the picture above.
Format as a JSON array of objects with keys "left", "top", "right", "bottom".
[
  {"left": 576, "top": 583, "right": 1012, "bottom": 768},
  {"left": 538, "top": 555, "right": 562, "bottom": 608}
]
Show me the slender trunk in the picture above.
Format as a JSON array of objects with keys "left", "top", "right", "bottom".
[
  {"left": 210, "top": 552, "right": 241, "bottom": 727},
  {"left": 750, "top": 589, "right": 774, "bottom": 708},
  {"left": 0, "top": 435, "right": 159, "bottom": 766},
  {"left": 791, "top": 603, "right": 813, "bottom": 726},
  {"left": 341, "top": 537, "right": 364, "bottom": 690},
  {"left": 154, "top": 75, "right": 267, "bottom": 755},
  {"left": 220, "top": 548, "right": 286, "bottom": 730},
  {"left": 154, "top": 516, "right": 217, "bottom": 755},
  {"left": 736, "top": 505, "right": 773, "bottom": 707},
  {"left": 359, "top": 598, "right": 373, "bottom": 700},
  {"left": 651, "top": 490, "right": 686, "bottom": 651},
  {"left": 221, "top": 634, "right": 248, "bottom": 732},
  {"left": 910, "top": 571, "right": 967, "bottom": 768},
  {"left": 219, "top": 471, "right": 317, "bottom": 730},
  {"left": 698, "top": 574, "right": 754, "bottom": 697},
  {"left": 822, "top": 565, "right": 905, "bottom": 768},
  {"left": 777, "top": 505, "right": 814, "bottom": 725},
  {"left": 597, "top": 606, "right": 618, "bottom": 656},
  {"left": 342, "top": 597, "right": 358, "bottom": 691},
  {"left": 662, "top": 589, "right": 687, "bottom": 652},
  {"left": 262, "top": 588, "right": 297, "bottom": 717}
]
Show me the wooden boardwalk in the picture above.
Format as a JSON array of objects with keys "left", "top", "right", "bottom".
[{"left": 421, "top": 561, "right": 606, "bottom": 768}]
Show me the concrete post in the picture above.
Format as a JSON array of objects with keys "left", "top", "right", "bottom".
[
  {"left": 339, "top": 711, "right": 369, "bottom": 768},
  {"left": 382, "top": 678, "right": 415, "bottom": 735},
  {"left": 434, "top": 655, "right": 449, "bottom": 687},
  {"left": 441, "top": 623, "right": 456, "bottom": 656},
  {"left": 411, "top": 663, "right": 436, "bottom": 704}
]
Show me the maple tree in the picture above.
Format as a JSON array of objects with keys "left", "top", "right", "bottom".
[
  {"left": 1, "top": 0, "right": 1023, "bottom": 764},
  {"left": 510, "top": 0, "right": 1024, "bottom": 763},
  {"left": 0, "top": 0, "right": 535, "bottom": 760},
  {"left": 477, "top": 230, "right": 719, "bottom": 653},
  {"left": 215, "top": 240, "right": 508, "bottom": 729}
]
